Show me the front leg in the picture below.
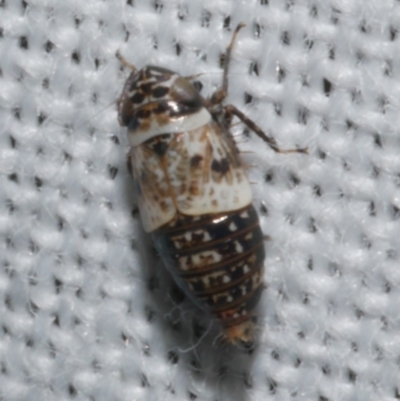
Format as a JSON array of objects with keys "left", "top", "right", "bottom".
[{"left": 210, "top": 23, "right": 246, "bottom": 106}]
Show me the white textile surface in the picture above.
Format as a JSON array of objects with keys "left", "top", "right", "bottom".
[{"left": 1, "top": 0, "right": 400, "bottom": 400}]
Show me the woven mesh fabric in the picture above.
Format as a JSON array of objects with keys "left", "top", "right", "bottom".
[{"left": 1, "top": 0, "right": 400, "bottom": 400}]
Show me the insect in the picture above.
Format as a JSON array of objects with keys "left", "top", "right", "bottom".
[{"left": 117, "top": 24, "right": 307, "bottom": 348}]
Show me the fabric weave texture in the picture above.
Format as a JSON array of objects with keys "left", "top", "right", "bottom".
[{"left": 1, "top": 1, "right": 400, "bottom": 400}]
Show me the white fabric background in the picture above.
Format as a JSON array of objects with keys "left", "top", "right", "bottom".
[{"left": 1, "top": 0, "right": 400, "bottom": 400}]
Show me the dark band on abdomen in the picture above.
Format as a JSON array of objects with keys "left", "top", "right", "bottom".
[{"left": 153, "top": 205, "right": 265, "bottom": 328}]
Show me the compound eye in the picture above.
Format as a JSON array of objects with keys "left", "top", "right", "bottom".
[{"left": 170, "top": 77, "right": 203, "bottom": 109}]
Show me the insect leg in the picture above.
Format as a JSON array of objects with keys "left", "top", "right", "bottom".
[
  {"left": 211, "top": 22, "right": 246, "bottom": 105},
  {"left": 183, "top": 73, "right": 204, "bottom": 81},
  {"left": 116, "top": 51, "right": 137, "bottom": 72},
  {"left": 224, "top": 104, "right": 308, "bottom": 154}
]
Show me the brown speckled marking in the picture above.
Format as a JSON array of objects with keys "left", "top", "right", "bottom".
[
  {"left": 118, "top": 66, "right": 204, "bottom": 128},
  {"left": 117, "top": 23, "right": 307, "bottom": 348}
]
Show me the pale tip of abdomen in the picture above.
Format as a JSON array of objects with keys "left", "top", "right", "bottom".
[{"left": 223, "top": 319, "right": 257, "bottom": 350}]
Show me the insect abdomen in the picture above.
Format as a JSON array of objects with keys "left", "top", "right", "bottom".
[{"left": 152, "top": 204, "right": 265, "bottom": 339}]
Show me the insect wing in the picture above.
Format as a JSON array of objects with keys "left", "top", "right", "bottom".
[
  {"left": 166, "top": 122, "right": 252, "bottom": 216},
  {"left": 131, "top": 122, "right": 253, "bottom": 232},
  {"left": 130, "top": 145, "right": 176, "bottom": 232}
]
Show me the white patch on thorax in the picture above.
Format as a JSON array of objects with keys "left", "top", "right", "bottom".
[{"left": 128, "top": 107, "right": 211, "bottom": 147}]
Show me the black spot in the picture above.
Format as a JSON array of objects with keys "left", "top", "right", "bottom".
[
  {"left": 192, "top": 81, "right": 203, "bottom": 92},
  {"left": 224, "top": 16, "right": 230, "bottom": 29},
  {"left": 152, "top": 140, "right": 169, "bottom": 156},
  {"left": 249, "top": 61, "right": 259, "bottom": 76},
  {"left": 170, "top": 283, "right": 185, "bottom": 304},
  {"left": 374, "top": 133, "right": 382, "bottom": 147},
  {"left": 45, "top": 40, "right": 54, "bottom": 53},
  {"left": 136, "top": 109, "right": 151, "bottom": 119},
  {"left": 128, "top": 116, "right": 140, "bottom": 131},
  {"left": 190, "top": 154, "right": 203, "bottom": 168},
  {"left": 168, "top": 350, "right": 179, "bottom": 364},
  {"left": 19, "top": 36, "right": 28, "bottom": 49},
  {"left": 38, "top": 112, "right": 47, "bottom": 125},
  {"left": 211, "top": 158, "right": 230, "bottom": 174},
  {"left": 140, "top": 82, "right": 154, "bottom": 95},
  {"left": 111, "top": 135, "right": 119, "bottom": 145},
  {"left": 244, "top": 93, "right": 253, "bottom": 104},
  {"left": 35, "top": 176, "right": 43, "bottom": 189},
  {"left": 390, "top": 26, "right": 398, "bottom": 41},
  {"left": 131, "top": 92, "right": 145, "bottom": 104},
  {"left": 155, "top": 101, "right": 169, "bottom": 114},
  {"left": 154, "top": 0, "right": 163, "bottom": 12},
  {"left": 323, "top": 78, "right": 332, "bottom": 96},
  {"left": 68, "top": 384, "right": 77, "bottom": 396},
  {"left": 13, "top": 107, "right": 21, "bottom": 120},
  {"left": 108, "top": 165, "right": 118, "bottom": 179},
  {"left": 152, "top": 86, "right": 169, "bottom": 98},
  {"left": 71, "top": 51, "right": 80, "bottom": 64},
  {"left": 141, "top": 374, "right": 150, "bottom": 387},
  {"left": 348, "top": 369, "right": 356, "bottom": 382},
  {"left": 277, "top": 66, "right": 286, "bottom": 82},
  {"left": 281, "top": 31, "right": 290, "bottom": 45},
  {"left": 190, "top": 279, "right": 206, "bottom": 292},
  {"left": 9, "top": 136, "right": 16, "bottom": 148}
]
